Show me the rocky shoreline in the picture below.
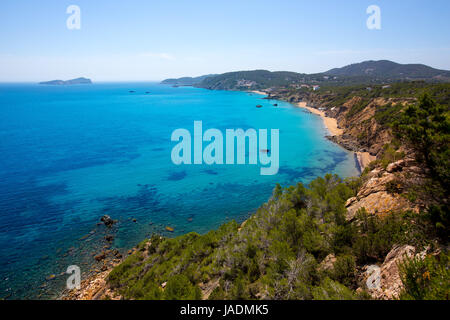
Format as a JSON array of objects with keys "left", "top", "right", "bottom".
[{"left": 59, "top": 215, "right": 126, "bottom": 300}]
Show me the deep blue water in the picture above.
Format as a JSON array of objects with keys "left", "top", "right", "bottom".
[{"left": 0, "top": 83, "right": 358, "bottom": 299}]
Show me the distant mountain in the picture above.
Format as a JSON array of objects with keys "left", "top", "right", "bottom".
[
  {"left": 39, "top": 77, "right": 92, "bottom": 85},
  {"left": 325, "top": 60, "right": 450, "bottom": 80},
  {"left": 196, "top": 70, "right": 308, "bottom": 90},
  {"left": 161, "top": 74, "right": 217, "bottom": 86},
  {"left": 163, "top": 61, "right": 450, "bottom": 91}
]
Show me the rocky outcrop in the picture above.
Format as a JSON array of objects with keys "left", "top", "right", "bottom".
[
  {"left": 345, "top": 158, "right": 423, "bottom": 220},
  {"left": 360, "top": 245, "right": 415, "bottom": 299},
  {"left": 345, "top": 155, "right": 428, "bottom": 220},
  {"left": 359, "top": 245, "right": 434, "bottom": 300},
  {"left": 318, "top": 254, "right": 337, "bottom": 272},
  {"left": 62, "top": 267, "right": 122, "bottom": 300}
]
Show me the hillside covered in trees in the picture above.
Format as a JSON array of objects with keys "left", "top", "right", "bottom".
[{"left": 161, "top": 60, "right": 450, "bottom": 90}]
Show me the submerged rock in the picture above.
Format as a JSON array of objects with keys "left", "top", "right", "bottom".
[
  {"left": 100, "top": 215, "right": 116, "bottom": 228},
  {"left": 94, "top": 252, "right": 106, "bottom": 262}
]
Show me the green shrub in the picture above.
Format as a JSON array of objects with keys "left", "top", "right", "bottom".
[
  {"left": 164, "top": 274, "right": 202, "bottom": 300},
  {"left": 312, "top": 278, "right": 357, "bottom": 300},
  {"left": 393, "top": 93, "right": 450, "bottom": 191},
  {"left": 399, "top": 252, "right": 450, "bottom": 300},
  {"left": 352, "top": 210, "right": 412, "bottom": 263},
  {"left": 332, "top": 255, "right": 357, "bottom": 287}
]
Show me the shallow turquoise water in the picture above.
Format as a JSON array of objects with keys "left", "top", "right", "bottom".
[{"left": 0, "top": 83, "right": 358, "bottom": 299}]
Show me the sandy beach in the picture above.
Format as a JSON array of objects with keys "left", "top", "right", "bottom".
[
  {"left": 295, "top": 102, "right": 377, "bottom": 170},
  {"left": 296, "top": 102, "right": 343, "bottom": 136},
  {"left": 355, "top": 152, "right": 377, "bottom": 170},
  {"left": 250, "top": 90, "right": 268, "bottom": 96}
]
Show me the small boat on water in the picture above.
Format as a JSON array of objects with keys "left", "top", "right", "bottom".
[
  {"left": 256, "top": 104, "right": 263, "bottom": 108},
  {"left": 260, "top": 149, "right": 270, "bottom": 154},
  {"left": 273, "top": 103, "right": 278, "bottom": 106},
  {"left": 129, "top": 90, "right": 135, "bottom": 93}
]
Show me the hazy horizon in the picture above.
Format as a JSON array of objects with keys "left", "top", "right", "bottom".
[{"left": 1, "top": 0, "right": 450, "bottom": 81}]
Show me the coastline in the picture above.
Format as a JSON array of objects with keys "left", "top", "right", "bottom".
[
  {"left": 295, "top": 102, "right": 343, "bottom": 136},
  {"left": 294, "top": 102, "right": 375, "bottom": 171},
  {"left": 249, "top": 90, "right": 268, "bottom": 96}
]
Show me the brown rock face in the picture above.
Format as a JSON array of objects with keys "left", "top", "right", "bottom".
[
  {"left": 362, "top": 245, "right": 415, "bottom": 300},
  {"left": 386, "top": 160, "right": 405, "bottom": 173},
  {"left": 323, "top": 96, "right": 413, "bottom": 157},
  {"left": 346, "top": 168, "right": 413, "bottom": 220},
  {"left": 318, "top": 254, "right": 337, "bottom": 272}
]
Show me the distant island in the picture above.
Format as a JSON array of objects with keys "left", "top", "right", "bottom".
[{"left": 39, "top": 77, "right": 92, "bottom": 85}]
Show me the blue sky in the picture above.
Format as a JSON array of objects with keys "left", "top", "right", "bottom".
[{"left": 1, "top": 0, "right": 449, "bottom": 81}]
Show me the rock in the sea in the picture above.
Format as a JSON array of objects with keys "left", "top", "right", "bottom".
[
  {"left": 100, "top": 215, "right": 116, "bottom": 227},
  {"left": 112, "top": 249, "right": 122, "bottom": 259},
  {"left": 94, "top": 252, "right": 106, "bottom": 262},
  {"left": 104, "top": 235, "right": 114, "bottom": 242}
]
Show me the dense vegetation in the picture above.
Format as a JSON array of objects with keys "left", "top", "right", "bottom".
[
  {"left": 394, "top": 94, "right": 449, "bottom": 191},
  {"left": 197, "top": 70, "right": 309, "bottom": 90},
  {"left": 325, "top": 60, "right": 450, "bottom": 80},
  {"left": 315, "top": 82, "right": 450, "bottom": 110},
  {"left": 107, "top": 175, "right": 447, "bottom": 300}
]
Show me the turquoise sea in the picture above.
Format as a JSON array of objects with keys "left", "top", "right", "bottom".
[{"left": 0, "top": 83, "right": 359, "bottom": 299}]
